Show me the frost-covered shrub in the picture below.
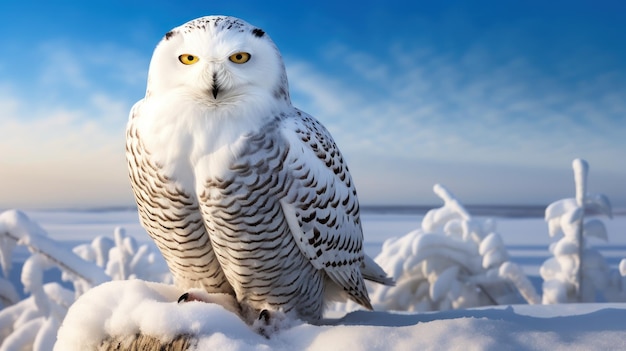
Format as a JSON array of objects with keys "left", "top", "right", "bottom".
[
  {"left": 0, "top": 209, "right": 169, "bottom": 350},
  {"left": 541, "top": 159, "right": 613, "bottom": 303},
  {"left": 0, "top": 210, "right": 108, "bottom": 350},
  {"left": 0, "top": 278, "right": 20, "bottom": 310},
  {"left": 601, "top": 258, "right": 626, "bottom": 302},
  {"left": 73, "top": 227, "right": 170, "bottom": 288},
  {"left": 369, "top": 184, "right": 539, "bottom": 312}
]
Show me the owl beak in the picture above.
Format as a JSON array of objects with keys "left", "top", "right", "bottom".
[{"left": 211, "top": 73, "right": 220, "bottom": 99}]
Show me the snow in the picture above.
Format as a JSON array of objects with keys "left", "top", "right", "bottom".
[
  {"left": 55, "top": 280, "right": 247, "bottom": 351},
  {"left": 1, "top": 210, "right": 625, "bottom": 350},
  {"left": 538, "top": 159, "right": 617, "bottom": 304},
  {"left": 367, "top": 185, "right": 538, "bottom": 313},
  {"left": 0, "top": 210, "right": 110, "bottom": 288},
  {"left": 2, "top": 167, "right": 626, "bottom": 349},
  {"left": 55, "top": 279, "right": 626, "bottom": 351}
]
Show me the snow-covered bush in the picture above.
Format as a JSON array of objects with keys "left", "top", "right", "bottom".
[
  {"left": 369, "top": 184, "right": 539, "bottom": 312},
  {"left": 541, "top": 159, "right": 613, "bottom": 303},
  {"left": 0, "top": 210, "right": 107, "bottom": 350},
  {"left": 73, "top": 227, "right": 170, "bottom": 288},
  {"left": 0, "top": 209, "right": 169, "bottom": 350},
  {"left": 603, "top": 260, "right": 626, "bottom": 302}
]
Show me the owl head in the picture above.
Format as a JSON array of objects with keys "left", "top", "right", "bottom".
[{"left": 145, "top": 16, "right": 290, "bottom": 114}]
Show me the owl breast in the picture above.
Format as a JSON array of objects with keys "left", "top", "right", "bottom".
[
  {"left": 129, "top": 101, "right": 328, "bottom": 320},
  {"left": 194, "top": 120, "right": 327, "bottom": 320},
  {"left": 126, "top": 122, "right": 234, "bottom": 295}
]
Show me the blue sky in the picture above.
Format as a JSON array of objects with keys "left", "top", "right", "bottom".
[{"left": 1, "top": 1, "right": 625, "bottom": 209}]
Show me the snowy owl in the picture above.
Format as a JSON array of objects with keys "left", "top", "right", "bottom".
[{"left": 126, "top": 15, "right": 393, "bottom": 328}]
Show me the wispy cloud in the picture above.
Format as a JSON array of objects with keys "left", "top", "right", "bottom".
[
  {"left": 285, "top": 41, "right": 626, "bottom": 204},
  {"left": 0, "top": 88, "right": 133, "bottom": 208},
  {"left": 287, "top": 42, "right": 626, "bottom": 166},
  {"left": 1, "top": 34, "right": 624, "bottom": 208},
  {"left": 0, "top": 41, "right": 146, "bottom": 209},
  {"left": 3, "top": 40, "right": 147, "bottom": 110}
]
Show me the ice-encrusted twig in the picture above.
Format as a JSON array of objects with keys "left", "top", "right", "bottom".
[
  {"left": 0, "top": 210, "right": 109, "bottom": 287},
  {"left": 541, "top": 158, "right": 613, "bottom": 304},
  {"left": 572, "top": 158, "right": 588, "bottom": 301}
]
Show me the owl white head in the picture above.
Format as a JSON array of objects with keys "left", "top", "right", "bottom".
[{"left": 145, "top": 16, "right": 290, "bottom": 117}]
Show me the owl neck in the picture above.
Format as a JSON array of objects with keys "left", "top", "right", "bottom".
[
  {"left": 207, "top": 94, "right": 289, "bottom": 123},
  {"left": 137, "top": 90, "right": 289, "bottom": 161}
]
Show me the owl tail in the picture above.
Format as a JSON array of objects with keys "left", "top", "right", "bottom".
[{"left": 361, "top": 254, "right": 395, "bottom": 286}]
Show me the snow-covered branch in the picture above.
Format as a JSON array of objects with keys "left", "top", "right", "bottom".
[
  {"left": 368, "top": 184, "right": 539, "bottom": 312},
  {"left": 0, "top": 210, "right": 110, "bottom": 287},
  {"left": 0, "top": 209, "right": 169, "bottom": 351},
  {"left": 541, "top": 158, "right": 613, "bottom": 303}
]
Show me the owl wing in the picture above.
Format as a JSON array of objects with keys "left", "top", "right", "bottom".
[{"left": 278, "top": 109, "right": 374, "bottom": 308}]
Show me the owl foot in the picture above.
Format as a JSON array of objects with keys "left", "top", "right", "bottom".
[
  {"left": 177, "top": 289, "right": 210, "bottom": 303},
  {"left": 177, "top": 292, "right": 295, "bottom": 337},
  {"left": 259, "top": 309, "right": 271, "bottom": 323},
  {"left": 251, "top": 309, "right": 290, "bottom": 338},
  {"left": 176, "top": 288, "right": 240, "bottom": 315}
]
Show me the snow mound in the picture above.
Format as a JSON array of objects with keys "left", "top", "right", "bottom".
[
  {"left": 0, "top": 209, "right": 170, "bottom": 350},
  {"left": 55, "top": 279, "right": 626, "bottom": 351},
  {"left": 55, "top": 280, "right": 262, "bottom": 350}
]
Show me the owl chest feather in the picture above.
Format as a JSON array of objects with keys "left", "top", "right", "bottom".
[
  {"left": 130, "top": 100, "right": 329, "bottom": 318},
  {"left": 186, "top": 117, "right": 321, "bottom": 308},
  {"left": 139, "top": 109, "right": 264, "bottom": 191}
]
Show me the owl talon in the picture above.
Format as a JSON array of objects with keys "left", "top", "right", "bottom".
[
  {"left": 251, "top": 309, "right": 292, "bottom": 337},
  {"left": 176, "top": 289, "right": 214, "bottom": 303},
  {"left": 259, "top": 309, "right": 270, "bottom": 323},
  {"left": 177, "top": 293, "right": 190, "bottom": 303}
]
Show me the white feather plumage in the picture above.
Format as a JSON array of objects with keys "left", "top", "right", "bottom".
[{"left": 126, "top": 15, "right": 392, "bottom": 325}]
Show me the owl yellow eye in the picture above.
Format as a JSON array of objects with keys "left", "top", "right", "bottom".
[
  {"left": 178, "top": 54, "right": 199, "bottom": 65},
  {"left": 229, "top": 52, "right": 251, "bottom": 64}
]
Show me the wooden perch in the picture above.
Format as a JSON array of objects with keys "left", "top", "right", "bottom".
[{"left": 98, "top": 333, "right": 194, "bottom": 351}]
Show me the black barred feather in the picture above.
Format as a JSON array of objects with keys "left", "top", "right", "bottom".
[{"left": 126, "top": 125, "right": 234, "bottom": 295}]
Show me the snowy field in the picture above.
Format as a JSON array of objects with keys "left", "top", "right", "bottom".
[
  {"left": 2, "top": 197, "right": 626, "bottom": 350},
  {"left": 16, "top": 205, "right": 626, "bottom": 291}
]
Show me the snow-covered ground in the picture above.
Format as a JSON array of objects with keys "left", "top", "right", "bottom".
[
  {"left": 2, "top": 201, "right": 626, "bottom": 350},
  {"left": 56, "top": 280, "right": 626, "bottom": 351}
]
